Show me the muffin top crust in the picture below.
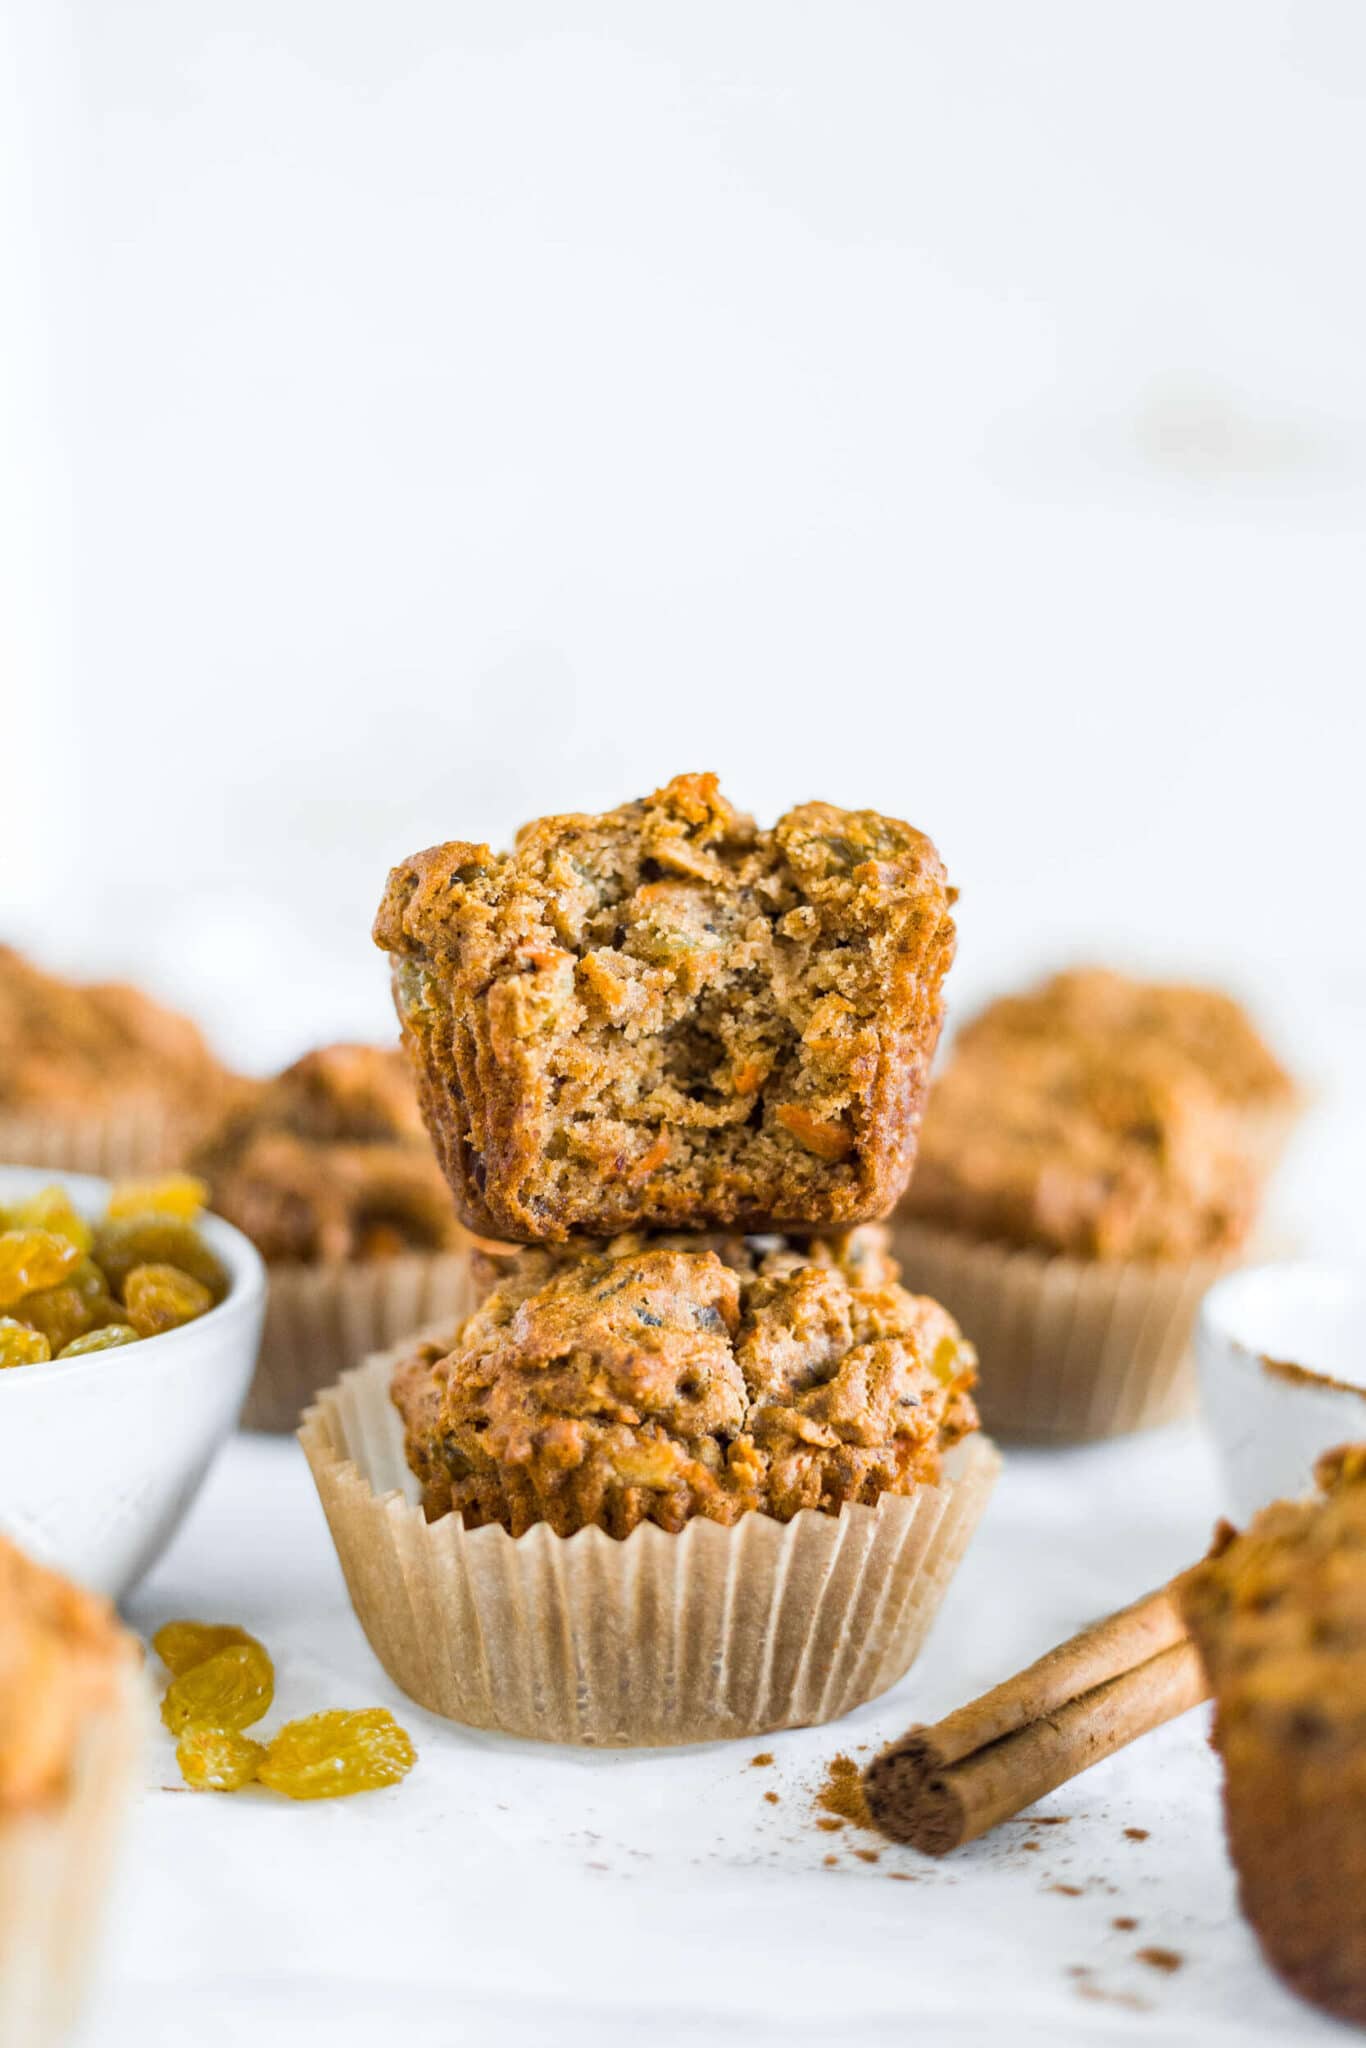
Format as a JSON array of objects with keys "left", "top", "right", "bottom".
[
  {"left": 0, "top": 945, "right": 228, "bottom": 1118},
  {"left": 392, "top": 1225, "right": 979, "bottom": 1539},
  {"left": 190, "top": 1043, "right": 461, "bottom": 1264},
  {"left": 956, "top": 969, "right": 1297, "bottom": 1115},
  {"left": 373, "top": 773, "right": 956, "bottom": 1241},
  {"left": 0, "top": 1536, "right": 131, "bottom": 1812},
  {"left": 901, "top": 968, "right": 1292, "bottom": 1261}
]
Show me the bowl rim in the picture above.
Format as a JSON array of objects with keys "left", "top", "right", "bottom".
[
  {"left": 0, "top": 1162, "right": 266, "bottom": 1388},
  {"left": 1198, "top": 1257, "right": 1366, "bottom": 1390}
]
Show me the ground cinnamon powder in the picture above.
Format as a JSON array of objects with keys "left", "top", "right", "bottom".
[{"left": 815, "top": 1753, "right": 874, "bottom": 1831}]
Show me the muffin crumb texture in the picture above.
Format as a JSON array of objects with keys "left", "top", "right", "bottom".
[
  {"left": 191, "top": 1044, "right": 463, "bottom": 1264},
  {"left": 392, "top": 1227, "right": 978, "bottom": 1538},
  {"left": 1181, "top": 1445, "right": 1366, "bottom": 2025},
  {"left": 374, "top": 774, "right": 956, "bottom": 1240}
]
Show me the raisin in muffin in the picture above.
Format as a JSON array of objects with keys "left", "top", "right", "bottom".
[
  {"left": 0, "top": 945, "right": 232, "bottom": 1171},
  {"left": 190, "top": 1044, "right": 462, "bottom": 1264},
  {"left": 1181, "top": 1448, "right": 1366, "bottom": 2025},
  {"left": 373, "top": 774, "right": 956, "bottom": 1242},
  {"left": 392, "top": 1226, "right": 979, "bottom": 1539}
]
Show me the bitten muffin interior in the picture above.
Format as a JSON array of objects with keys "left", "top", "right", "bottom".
[
  {"left": 392, "top": 1227, "right": 979, "bottom": 1539},
  {"left": 190, "top": 1044, "right": 461, "bottom": 1264},
  {"left": 375, "top": 774, "right": 956, "bottom": 1238}
]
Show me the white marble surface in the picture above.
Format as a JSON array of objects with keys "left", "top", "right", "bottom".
[{"left": 85, "top": 1412, "right": 1338, "bottom": 2048}]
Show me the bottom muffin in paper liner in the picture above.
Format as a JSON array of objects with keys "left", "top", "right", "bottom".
[
  {"left": 299, "top": 1347, "right": 999, "bottom": 1747},
  {"left": 0, "top": 1104, "right": 188, "bottom": 1181},
  {"left": 242, "top": 1249, "right": 482, "bottom": 1433},
  {"left": 890, "top": 1217, "right": 1238, "bottom": 1443},
  {"left": 0, "top": 1652, "right": 145, "bottom": 2048}
]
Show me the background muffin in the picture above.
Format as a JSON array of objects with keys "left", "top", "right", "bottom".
[
  {"left": 0, "top": 945, "right": 234, "bottom": 1175},
  {"left": 192, "top": 1045, "right": 475, "bottom": 1433},
  {"left": 374, "top": 773, "right": 957, "bottom": 1241},
  {"left": 893, "top": 968, "right": 1300, "bottom": 1441}
]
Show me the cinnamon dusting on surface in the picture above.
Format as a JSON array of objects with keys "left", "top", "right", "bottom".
[
  {"left": 1124, "top": 1826, "right": 1149, "bottom": 1841},
  {"left": 815, "top": 1753, "right": 874, "bottom": 1831},
  {"left": 1113, "top": 1916, "right": 1138, "bottom": 1931},
  {"left": 1136, "top": 1947, "right": 1184, "bottom": 1974}
]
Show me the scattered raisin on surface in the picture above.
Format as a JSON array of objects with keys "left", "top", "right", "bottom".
[
  {"left": 160, "top": 1643, "right": 275, "bottom": 1735},
  {"left": 153, "top": 1620, "right": 264, "bottom": 1676},
  {"left": 257, "top": 1709, "right": 417, "bottom": 1801},
  {"left": 176, "top": 1725, "right": 266, "bottom": 1792}
]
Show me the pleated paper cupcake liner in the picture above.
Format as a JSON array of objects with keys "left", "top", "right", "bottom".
[
  {"left": 0, "top": 1651, "right": 146, "bottom": 2048},
  {"left": 0, "top": 1103, "right": 187, "bottom": 1180},
  {"left": 890, "top": 1218, "right": 1239, "bottom": 1444},
  {"left": 242, "top": 1250, "right": 482, "bottom": 1434},
  {"left": 299, "top": 1347, "right": 1001, "bottom": 1748}
]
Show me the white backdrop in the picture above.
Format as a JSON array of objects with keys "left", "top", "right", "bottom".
[{"left": 4, "top": 1, "right": 1364, "bottom": 1074}]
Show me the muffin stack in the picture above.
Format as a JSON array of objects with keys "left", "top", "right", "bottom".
[
  {"left": 894, "top": 969, "right": 1299, "bottom": 1441},
  {"left": 302, "top": 774, "right": 1000, "bottom": 1745}
]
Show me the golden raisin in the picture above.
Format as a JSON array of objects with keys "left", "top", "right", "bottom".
[
  {"left": 14, "top": 1256, "right": 120, "bottom": 1351},
  {"left": 0, "top": 1318, "right": 51, "bottom": 1369},
  {"left": 93, "top": 1218, "right": 227, "bottom": 1300},
  {"left": 154, "top": 1620, "right": 262, "bottom": 1676},
  {"left": 176, "top": 1725, "right": 265, "bottom": 1792},
  {"left": 0, "top": 1230, "right": 83, "bottom": 1310},
  {"left": 9, "top": 1186, "right": 93, "bottom": 1254},
  {"left": 123, "top": 1264, "right": 214, "bottom": 1337},
  {"left": 58, "top": 1324, "right": 138, "bottom": 1357},
  {"left": 160, "top": 1643, "right": 274, "bottom": 1735},
  {"left": 257, "top": 1709, "right": 416, "bottom": 1800},
  {"left": 106, "top": 1174, "right": 208, "bottom": 1223}
]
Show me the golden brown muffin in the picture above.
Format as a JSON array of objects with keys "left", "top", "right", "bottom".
[
  {"left": 392, "top": 1226, "right": 979, "bottom": 1539},
  {"left": 373, "top": 774, "right": 957, "bottom": 1243},
  {"left": 190, "top": 1044, "right": 462, "bottom": 1264},
  {"left": 0, "top": 1537, "right": 131, "bottom": 1814},
  {"left": 0, "top": 945, "right": 229, "bottom": 1123},
  {"left": 957, "top": 968, "right": 1297, "bottom": 1117},
  {"left": 903, "top": 1036, "right": 1258, "bottom": 1260},
  {"left": 1181, "top": 1448, "right": 1366, "bottom": 2026}
]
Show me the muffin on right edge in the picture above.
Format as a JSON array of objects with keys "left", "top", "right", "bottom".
[
  {"left": 1180, "top": 1447, "right": 1366, "bottom": 2027},
  {"left": 892, "top": 969, "right": 1300, "bottom": 1442}
]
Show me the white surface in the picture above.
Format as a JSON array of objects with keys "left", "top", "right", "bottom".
[
  {"left": 90, "top": 1417, "right": 1342, "bottom": 2048},
  {"left": 0, "top": 1169, "right": 266, "bottom": 1598},
  {"left": 1198, "top": 1260, "right": 1366, "bottom": 1523},
  {"left": 4, "top": 2, "right": 1366, "bottom": 1067}
]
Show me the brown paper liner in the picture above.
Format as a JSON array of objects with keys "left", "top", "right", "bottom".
[
  {"left": 243, "top": 1250, "right": 482, "bottom": 1434},
  {"left": 890, "top": 1218, "right": 1239, "bottom": 1444},
  {"left": 299, "top": 1348, "right": 1000, "bottom": 1747},
  {"left": 0, "top": 1651, "right": 146, "bottom": 2048},
  {"left": 0, "top": 1103, "right": 187, "bottom": 1178}
]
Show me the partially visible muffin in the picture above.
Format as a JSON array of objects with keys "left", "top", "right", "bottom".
[
  {"left": 0, "top": 945, "right": 229, "bottom": 1132},
  {"left": 0, "top": 1537, "right": 131, "bottom": 1813},
  {"left": 373, "top": 774, "right": 957, "bottom": 1242},
  {"left": 1181, "top": 1448, "right": 1366, "bottom": 2025},
  {"left": 903, "top": 1040, "right": 1256, "bottom": 1261},
  {"left": 392, "top": 1226, "right": 979, "bottom": 1538},
  {"left": 956, "top": 968, "right": 1297, "bottom": 1123},
  {"left": 190, "top": 1044, "right": 462, "bottom": 1264}
]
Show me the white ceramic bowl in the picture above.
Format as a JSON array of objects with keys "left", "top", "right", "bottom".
[
  {"left": 0, "top": 1166, "right": 266, "bottom": 1599},
  {"left": 1197, "top": 1259, "right": 1366, "bottom": 1523}
]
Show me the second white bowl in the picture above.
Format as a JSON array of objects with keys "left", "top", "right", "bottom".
[{"left": 1197, "top": 1259, "right": 1366, "bottom": 1523}]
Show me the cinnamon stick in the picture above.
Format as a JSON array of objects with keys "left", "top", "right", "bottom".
[{"left": 863, "top": 1582, "right": 1210, "bottom": 1854}]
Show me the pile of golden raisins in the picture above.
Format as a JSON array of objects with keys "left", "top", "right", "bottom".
[
  {"left": 154, "top": 1620, "right": 417, "bottom": 1799},
  {"left": 0, "top": 1175, "right": 225, "bottom": 1368}
]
